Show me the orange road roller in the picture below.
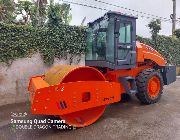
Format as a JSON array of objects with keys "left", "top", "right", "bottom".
[{"left": 28, "top": 12, "right": 176, "bottom": 127}]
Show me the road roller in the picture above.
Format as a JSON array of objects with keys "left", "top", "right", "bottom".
[{"left": 28, "top": 11, "right": 176, "bottom": 127}]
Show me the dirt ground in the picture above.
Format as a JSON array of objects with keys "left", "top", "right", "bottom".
[{"left": 0, "top": 79, "right": 180, "bottom": 140}]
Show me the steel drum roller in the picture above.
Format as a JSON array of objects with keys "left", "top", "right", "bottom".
[{"left": 44, "top": 65, "right": 107, "bottom": 127}]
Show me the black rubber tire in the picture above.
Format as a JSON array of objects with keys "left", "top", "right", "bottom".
[{"left": 135, "top": 68, "right": 164, "bottom": 104}]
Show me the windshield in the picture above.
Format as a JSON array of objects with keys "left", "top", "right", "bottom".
[{"left": 86, "top": 19, "right": 108, "bottom": 61}]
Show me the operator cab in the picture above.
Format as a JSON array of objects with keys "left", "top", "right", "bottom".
[{"left": 85, "top": 11, "right": 137, "bottom": 70}]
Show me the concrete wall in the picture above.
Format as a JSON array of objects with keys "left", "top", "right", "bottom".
[{"left": 0, "top": 53, "right": 84, "bottom": 106}]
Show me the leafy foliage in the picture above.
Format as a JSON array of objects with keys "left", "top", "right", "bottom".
[
  {"left": 15, "top": 0, "right": 47, "bottom": 26},
  {"left": 15, "top": 0, "right": 35, "bottom": 25},
  {"left": 34, "top": 0, "right": 48, "bottom": 26},
  {"left": 0, "top": 0, "right": 16, "bottom": 23},
  {"left": 0, "top": 22, "right": 86, "bottom": 65},
  {"left": 0, "top": 0, "right": 71, "bottom": 27},
  {"left": 174, "top": 29, "right": 180, "bottom": 38},
  {"left": 137, "top": 35, "right": 180, "bottom": 66},
  {"left": 148, "top": 19, "right": 161, "bottom": 41},
  {"left": 47, "top": 1, "right": 72, "bottom": 27}
]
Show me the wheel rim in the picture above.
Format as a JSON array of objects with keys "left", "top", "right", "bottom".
[
  {"left": 44, "top": 65, "right": 107, "bottom": 127},
  {"left": 148, "top": 76, "right": 161, "bottom": 98}
]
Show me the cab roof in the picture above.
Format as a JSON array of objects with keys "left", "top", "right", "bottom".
[{"left": 88, "top": 11, "right": 137, "bottom": 26}]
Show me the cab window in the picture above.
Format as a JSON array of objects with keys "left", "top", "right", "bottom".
[{"left": 119, "top": 23, "right": 132, "bottom": 44}]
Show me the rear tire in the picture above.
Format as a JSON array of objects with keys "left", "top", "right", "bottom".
[{"left": 136, "top": 69, "right": 164, "bottom": 104}]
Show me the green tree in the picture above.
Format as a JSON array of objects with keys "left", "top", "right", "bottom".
[
  {"left": 148, "top": 19, "right": 161, "bottom": 48},
  {"left": 148, "top": 19, "right": 161, "bottom": 40},
  {"left": 0, "top": 0, "right": 72, "bottom": 27},
  {"left": 0, "top": 0, "right": 16, "bottom": 23},
  {"left": 47, "top": 0, "right": 72, "bottom": 27},
  {"left": 174, "top": 29, "right": 180, "bottom": 38},
  {"left": 15, "top": 0, "right": 34, "bottom": 24},
  {"left": 34, "top": 0, "right": 47, "bottom": 26},
  {"left": 59, "top": 3, "right": 72, "bottom": 24},
  {"left": 15, "top": 0, "right": 47, "bottom": 27}
]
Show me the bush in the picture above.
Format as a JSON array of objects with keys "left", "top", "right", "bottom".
[
  {"left": 174, "top": 29, "right": 180, "bottom": 38},
  {"left": 0, "top": 22, "right": 86, "bottom": 65},
  {"left": 0, "top": 22, "right": 179, "bottom": 66}
]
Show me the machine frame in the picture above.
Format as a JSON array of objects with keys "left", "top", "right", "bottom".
[{"left": 28, "top": 11, "right": 176, "bottom": 127}]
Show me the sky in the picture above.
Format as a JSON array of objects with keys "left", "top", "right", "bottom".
[{"left": 56, "top": 0, "right": 180, "bottom": 37}]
